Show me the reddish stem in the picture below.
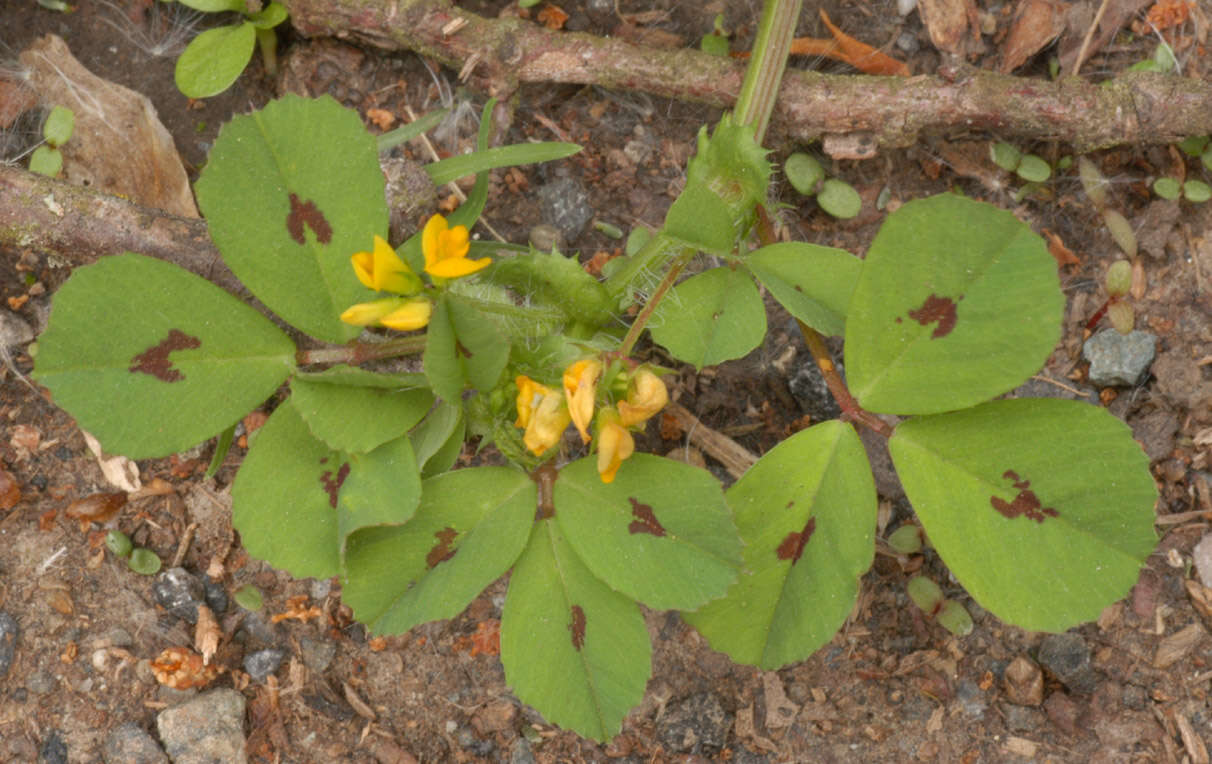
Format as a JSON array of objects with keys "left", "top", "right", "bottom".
[{"left": 797, "top": 321, "right": 894, "bottom": 439}]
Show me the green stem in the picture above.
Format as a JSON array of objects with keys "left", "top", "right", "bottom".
[
  {"left": 618, "top": 250, "right": 692, "bottom": 357},
  {"left": 735, "top": 0, "right": 803, "bottom": 142},
  {"left": 255, "top": 27, "right": 279, "bottom": 78},
  {"left": 297, "top": 335, "right": 426, "bottom": 365}
]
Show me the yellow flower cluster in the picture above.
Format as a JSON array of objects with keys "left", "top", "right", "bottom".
[
  {"left": 515, "top": 361, "right": 668, "bottom": 483},
  {"left": 340, "top": 215, "right": 490, "bottom": 331}
]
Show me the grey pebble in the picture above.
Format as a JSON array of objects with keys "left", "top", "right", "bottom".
[
  {"left": 0, "top": 612, "right": 18, "bottom": 680},
  {"left": 0, "top": 310, "right": 34, "bottom": 346},
  {"left": 157, "top": 688, "right": 247, "bottom": 764},
  {"left": 202, "top": 576, "right": 228, "bottom": 616},
  {"left": 235, "top": 610, "right": 282, "bottom": 648},
  {"left": 153, "top": 568, "right": 205, "bottom": 624},
  {"left": 26, "top": 669, "right": 54, "bottom": 695},
  {"left": 38, "top": 730, "right": 67, "bottom": 764},
  {"left": 954, "top": 679, "right": 987, "bottom": 718},
  {"left": 788, "top": 359, "right": 843, "bottom": 422},
  {"left": 1083, "top": 329, "right": 1157, "bottom": 387},
  {"left": 98, "top": 626, "right": 134, "bottom": 649},
  {"left": 656, "top": 692, "right": 729, "bottom": 755},
  {"left": 896, "top": 31, "right": 920, "bottom": 54},
  {"left": 1038, "top": 632, "right": 1099, "bottom": 694},
  {"left": 1000, "top": 702, "right": 1044, "bottom": 732},
  {"left": 102, "top": 722, "right": 168, "bottom": 764},
  {"left": 299, "top": 635, "right": 336, "bottom": 673},
  {"left": 537, "top": 177, "right": 593, "bottom": 243},
  {"left": 509, "top": 738, "right": 536, "bottom": 764},
  {"left": 243, "top": 648, "right": 285, "bottom": 682}
]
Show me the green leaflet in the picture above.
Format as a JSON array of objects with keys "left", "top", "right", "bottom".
[
  {"left": 174, "top": 22, "right": 255, "bottom": 99},
  {"left": 422, "top": 294, "right": 510, "bottom": 404},
  {"left": 33, "top": 253, "right": 295, "bottom": 459},
  {"left": 555, "top": 454, "right": 742, "bottom": 611},
  {"left": 746, "top": 242, "right": 860, "bottom": 336},
  {"left": 890, "top": 398, "right": 1158, "bottom": 632},
  {"left": 342, "top": 467, "right": 534, "bottom": 634},
  {"left": 291, "top": 367, "right": 434, "bottom": 454},
  {"left": 845, "top": 194, "right": 1063, "bottom": 415},
  {"left": 684, "top": 420, "right": 876, "bottom": 669},
  {"left": 649, "top": 267, "right": 766, "bottom": 370},
  {"left": 502, "top": 519, "right": 651, "bottom": 742},
  {"left": 195, "top": 95, "right": 388, "bottom": 342}
]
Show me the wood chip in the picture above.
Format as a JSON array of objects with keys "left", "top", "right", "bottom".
[
  {"left": 343, "top": 681, "right": 377, "bottom": 720},
  {"left": 1004, "top": 736, "right": 1039, "bottom": 758},
  {"left": 1175, "top": 708, "right": 1211, "bottom": 764},
  {"left": 999, "top": 0, "right": 1069, "bottom": 73},
  {"left": 1154, "top": 622, "right": 1205, "bottom": 669},
  {"left": 918, "top": 0, "right": 977, "bottom": 55},
  {"left": 194, "top": 603, "right": 220, "bottom": 666},
  {"left": 762, "top": 672, "right": 800, "bottom": 730}
]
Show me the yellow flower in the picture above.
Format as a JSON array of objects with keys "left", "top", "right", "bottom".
[
  {"left": 515, "top": 376, "right": 571, "bottom": 456},
  {"left": 422, "top": 214, "right": 490, "bottom": 279},
  {"left": 562, "top": 359, "right": 602, "bottom": 444},
  {"left": 617, "top": 368, "right": 668, "bottom": 427},
  {"left": 340, "top": 297, "right": 432, "bottom": 331},
  {"left": 596, "top": 408, "right": 635, "bottom": 484},
  {"left": 350, "top": 235, "right": 422, "bottom": 294}
]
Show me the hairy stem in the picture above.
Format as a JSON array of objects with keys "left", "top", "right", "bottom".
[{"left": 296, "top": 335, "right": 426, "bottom": 365}]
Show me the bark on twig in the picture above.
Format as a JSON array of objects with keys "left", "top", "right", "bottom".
[
  {"left": 0, "top": 164, "right": 243, "bottom": 296},
  {"left": 285, "top": 0, "right": 1212, "bottom": 152}
]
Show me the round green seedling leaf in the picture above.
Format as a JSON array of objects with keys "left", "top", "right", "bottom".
[
  {"left": 174, "top": 22, "right": 256, "bottom": 99},
  {"left": 746, "top": 242, "right": 860, "bottom": 337},
  {"left": 937, "top": 600, "right": 974, "bottom": 636},
  {"left": 1078, "top": 156, "right": 1108, "bottom": 208},
  {"left": 817, "top": 178, "right": 861, "bottom": 219},
  {"left": 195, "top": 95, "right": 388, "bottom": 342},
  {"left": 128, "top": 548, "right": 162, "bottom": 575},
  {"left": 907, "top": 575, "right": 943, "bottom": 613},
  {"left": 683, "top": 420, "right": 876, "bottom": 669},
  {"left": 502, "top": 519, "right": 651, "bottom": 743},
  {"left": 1105, "top": 260, "right": 1132, "bottom": 297},
  {"left": 233, "top": 585, "right": 264, "bottom": 611},
  {"left": 1015, "top": 154, "right": 1052, "bottom": 183},
  {"left": 1153, "top": 177, "right": 1182, "bottom": 200},
  {"left": 990, "top": 142, "right": 1022, "bottom": 172},
  {"left": 105, "top": 530, "right": 133, "bottom": 558},
  {"left": 555, "top": 454, "right": 742, "bottom": 611},
  {"left": 649, "top": 267, "right": 766, "bottom": 370},
  {"left": 887, "top": 524, "right": 923, "bottom": 554},
  {"left": 28, "top": 145, "right": 62, "bottom": 177},
  {"left": 42, "top": 105, "right": 74, "bottom": 147},
  {"left": 1202, "top": 148, "right": 1212, "bottom": 172},
  {"left": 1183, "top": 180, "right": 1212, "bottom": 203},
  {"left": 248, "top": 1, "right": 287, "bottom": 28},
  {"left": 845, "top": 194, "right": 1063, "bottom": 415},
  {"left": 1101, "top": 208, "right": 1137, "bottom": 258},
  {"left": 33, "top": 254, "right": 296, "bottom": 459},
  {"left": 343, "top": 467, "right": 535, "bottom": 635},
  {"left": 785, "top": 152, "right": 825, "bottom": 195},
  {"left": 1177, "top": 136, "right": 1209, "bottom": 157},
  {"left": 890, "top": 398, "right": 1157, "bottom": 633}
]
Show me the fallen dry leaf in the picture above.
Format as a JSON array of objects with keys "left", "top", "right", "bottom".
[
  {"left": 151, "top": 646, "right": 223, "bottom": 689},
  {"left": 194, "top": 603, "right": 221, "bottom": 665},
  {"left": 1154, "top": 622, "right": 1205, "bottom": 668},
  {"left": 20, "top": 35, "right": 197, "bottom": 217},
  {"left": 0, "top": 468, "right": 19, "bottom": 510},
  {"left": 1044, "top": 229, "right": 1082, "bottom": 267},
  {"left": 781, "top": 10, "right": 910, "bottom": 75},
  {"left": 918, "top": 0, "right": 978, "bottom": 55},
  {"left": 365, "top": 107, "right": 395, "bottom": 130},
  {"left": 82, "top": 430, "right": 142, "bottom": 493},
  {"left": 999, "top": 0, "right": 1070, "bottom": 73},
  {"left": 537, "top": 4, "right": 569, "bottom": 30},
  {"left": 65, "top": 491, "right": 127, "bottom": 523}
]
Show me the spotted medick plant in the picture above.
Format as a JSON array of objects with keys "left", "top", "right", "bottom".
[{"left": 33, "top": 2, "right": 1159, "bottom": 742}]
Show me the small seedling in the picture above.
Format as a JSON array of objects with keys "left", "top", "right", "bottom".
[
  {"left": 28, "top": 105, "right": 74, "bottom": 177},
  {"left": 105, "top": 529, "right": 133, "bottom": 558},
  {"left": 990, "top": 141, "right": 1052, "bottom": 183},
  {"left": 700, "top": 14, "right": 731, "bottom": 57},
  {"left": 887, "top": 524, "right": 923, "bottom": 555},
  {"left": 173, "top": 0, "right": 288, "bottom": 98},
  {"left": 128, "top": 547, "right": 162, "bottom": 575},
  {"left": 784, "top": 152, "right": 860, "bottom": 218},
  {"left": 233, "top": 584, "right": 264, "bottom": 611}
]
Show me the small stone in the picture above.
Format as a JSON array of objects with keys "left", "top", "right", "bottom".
[
  {"left": 0, "top": 611, "right": 18, "bottom": 680},
  {"left": 157, "top": 688, "right": 247, "bottom": 764},
  {"left": 1082, "top": 329, "right": 1157, "bottom": 387},
  {"left": 537, "top": 177, "right": 593, "bottom": 243},
  {"left": 509, "top": 738, "right": 536, "bottom": 764},
  {"left": 153, "top": 568, "right": 205, "bottom": 624},
  {"left": 528, "top": 223, "right": 563, "bottom": 253},
  {"left": 299, "top": 636, "right": 336, "bottom": 673},
  {"left": 243, "top": 648, "right": 285, "bottom": 682},
  {"left": 1002, "top": 655, "right": 1044, "bottom": 706},
  {"left": 656, "top": 692, "right": 729, "bottom": 755},
  {"left": 954, "top": 679, "right": 987, "bottom": 718},
  {"left": 202, "top": 576, "right": 228, "bottom": 616},
  {"left": 38, "top": 730, "right": 67, "bottom": 764},
  {"left": 788, "top": 359, "right": 843, "bottom": 422},
  {"left": 26, "top": 669, "right": 53, "bottom": 695},
  {"left": 1038, "top": 633, "right": 1099, "bottom": 694},
  {"left": 1132, "top": 409, "right": 1180, "bottom": 462},
  {"left": 896, "top": 31, "right": 920, "bottom": 54},
  {"left": 235, "top": 610, "right": 282, "bottom": 648},
  {"left": 0, "top": 310, "right": 35, "bottom": 347},
  {"left": 102, "top": 722, "right": 168, "bottom": 764},
  {"left": 1001, "top": 701, "right": 1045, "bottom": 732},
  {"left": 98, "top": 626, "right": 134, "bottom": 649},
  {"left": 310, "top": 578, "right": 332, "bottom": 601}
]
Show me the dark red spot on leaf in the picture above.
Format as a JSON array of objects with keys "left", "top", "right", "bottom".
[
  {"left": 455, "top": 339, "right": 473, "bottom": 359},
  {"left": 426, "top": 526, "right": 458, "bottom": 568},
  {"left": 776, "top": 516, "right": 816, "bottom": 564},
  {"left": 628, "top": 497, "right": 666, "bottom": 537},
  {"left": 569, "top": 604, "right": 586, "bottom": 651},
  {"left": 129, "top": 329, "right": 202, "bottom": 382},
  {"left": 906, "top": 294, "right": 958, "bottom": 339},
  {"left": 286, "top": 193, "right": 333, "bottom": 245},
  {"left": 319, "top": 462, "right": 350, "bottom": 509},
  {"left": 990, "top": 469, "right": 1059, "bottom": 524}
]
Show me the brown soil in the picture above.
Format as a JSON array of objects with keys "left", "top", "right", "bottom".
[{"left": 2, "top": 1, "right": 1212, "bottom": 762}]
